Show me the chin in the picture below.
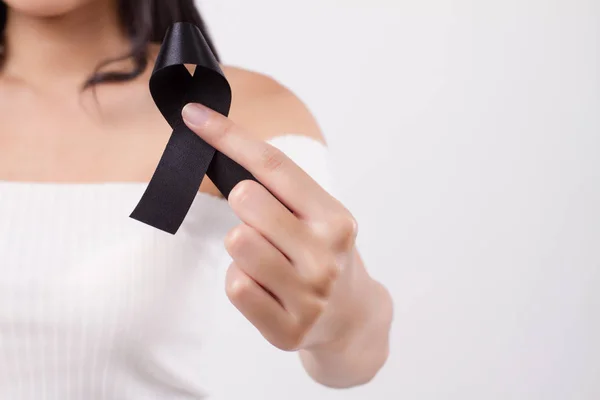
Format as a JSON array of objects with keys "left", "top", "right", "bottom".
[{"left": 3, "top": 0, "right": 96, "bottom": 17}]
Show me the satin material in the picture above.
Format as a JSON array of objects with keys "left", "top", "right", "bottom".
[{"left": 130, "top": 22, "right": 256, "bottom": 234}]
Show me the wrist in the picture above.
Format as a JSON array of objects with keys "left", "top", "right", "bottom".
[
  {"left": 308, "top": 276, "right": 390, "bottom": 353},
  {"left": 301, "top": 248, "right": 371, "bottom": 351},
  {"left": 299, "top": 277, "right": 392, "bottom": 387}
]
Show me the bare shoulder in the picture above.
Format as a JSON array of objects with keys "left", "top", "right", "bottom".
[{"left": 222, "top": 66, "right": 325, "bottom": 144}]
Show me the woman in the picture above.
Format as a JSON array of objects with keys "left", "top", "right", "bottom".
[{"left": 0, "top": 0, "right": 393, "bottom": 398}]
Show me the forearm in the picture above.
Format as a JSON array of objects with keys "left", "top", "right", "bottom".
[{"left": 299, "top": 250, "right": 393, "bottom": 388}]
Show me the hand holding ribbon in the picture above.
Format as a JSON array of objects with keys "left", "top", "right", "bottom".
[
  {"left": 180, "top": 100, "right": 369, "bottom": 355},
  {"left": 130, "top": 23, "right": 390, "bottom": 386}
]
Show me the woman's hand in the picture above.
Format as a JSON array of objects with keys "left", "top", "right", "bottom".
[{"left": 182, "top": 103, "right": 392, "bottom": 387}]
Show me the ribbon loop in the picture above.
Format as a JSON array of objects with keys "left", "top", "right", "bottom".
[{"left": 130, "top": 22, "right": 256, "bottom": 234}]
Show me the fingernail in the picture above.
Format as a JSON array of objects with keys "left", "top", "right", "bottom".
[{"left": 182, "top": 103, "right": 210, "bottom": 127}]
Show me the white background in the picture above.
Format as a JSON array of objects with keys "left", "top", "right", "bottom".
[{"left": 198, "top": 1, "right": 599, "bottom": 399}]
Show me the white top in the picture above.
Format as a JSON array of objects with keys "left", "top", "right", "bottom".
[{"left": 0, "top": 135, "right": 334, "bottom": 400}]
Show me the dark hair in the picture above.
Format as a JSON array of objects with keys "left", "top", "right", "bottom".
[{"left": 0, "top": 0, "right": 219, "bottom": 88}]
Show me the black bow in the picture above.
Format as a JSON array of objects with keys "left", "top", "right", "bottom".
[{"left": 130, "top": 22, "right": 257, "bottom": 234}]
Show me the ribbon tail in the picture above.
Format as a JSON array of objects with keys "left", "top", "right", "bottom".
[{"left": 130, "top": 124, "right": 216, "bottom": 234}]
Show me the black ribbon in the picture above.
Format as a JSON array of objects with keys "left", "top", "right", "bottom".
[{"left": 130, "top": 22, "right": 257, "bottom": 234}]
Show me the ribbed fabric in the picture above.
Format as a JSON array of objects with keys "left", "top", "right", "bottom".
[{"left": 0, "top": 135, "right": 334, "bottom": 400}]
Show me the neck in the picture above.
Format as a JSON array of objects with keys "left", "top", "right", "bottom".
[{"left": 2, "top": 2, "right": 131, "bottom": 89}]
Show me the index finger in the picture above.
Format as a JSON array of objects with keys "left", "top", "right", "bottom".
[{"left": 182, "top": 102, "right": 335, "bottom": 218}]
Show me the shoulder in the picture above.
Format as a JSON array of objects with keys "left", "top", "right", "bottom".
[{"left": 222, "top": 66, "right": 325, "bottom": 144}]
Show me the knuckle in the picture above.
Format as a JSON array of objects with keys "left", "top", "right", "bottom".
[
  {"left": 225, "top": 267, "right": 252, "bottom": 302},
  {"left": 276, "top": 325, "right": 305, "bottom": 352},
  {"left": 304, "top": 257, "right": 340, "bottom": 297},
  {"left": 299, "top": 299, "right": 326, "bottom": 326},
  {"left": 325, "top": 261, "right": 342, "bottom": 283},
  {"left": 229, "top": 180, "right": 258, "bottom": 208},
  {"left": 260, "top": 145, "right": 286, "bottom": 173},
  {"left": 327, "top": 212, "right": 358, "bottom": 250},
  {"left": 224, "top": 224, "right": 254, "bottom": 255},
  {"left": 274, "top": 339, "right": 299, "bottom": 352}
]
